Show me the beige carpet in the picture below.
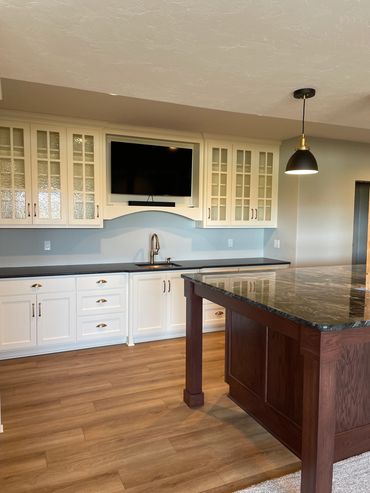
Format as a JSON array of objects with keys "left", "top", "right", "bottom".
[{"left": 236, "top": 451, "right": 370, "bottom": 492}]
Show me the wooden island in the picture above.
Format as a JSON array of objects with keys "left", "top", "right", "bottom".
[{"left": 182, "top": 265, "right": 370, "bottom": 493}]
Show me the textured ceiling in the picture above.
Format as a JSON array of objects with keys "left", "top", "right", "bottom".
[{"left": 1, "top": 0, "right": 370, "bottom": 134}]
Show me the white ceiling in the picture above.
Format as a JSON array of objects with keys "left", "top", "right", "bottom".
[{"left": 2, "top": 0, "right": 370, "bottom": 134}]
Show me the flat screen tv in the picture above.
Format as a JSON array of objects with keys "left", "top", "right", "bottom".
[{"left": 110, "top": 140, "right": 193, "bottom": 197}]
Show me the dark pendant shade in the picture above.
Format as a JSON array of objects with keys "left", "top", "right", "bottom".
[
  {"left": 285, "top": 149, "right": 318, "bottom": 175},
  {"left": 285, "top": 88, "right": 318, "bottom": 175}
]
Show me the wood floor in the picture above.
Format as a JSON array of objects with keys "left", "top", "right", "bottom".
[{"left": 0, "top": 332, "right": 300, "bottom": 493}]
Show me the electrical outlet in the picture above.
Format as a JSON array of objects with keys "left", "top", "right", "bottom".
[
  {"left": 274, "top": 239, "right": 280, "bottom": 249},
  {"left": 44, "top": 240, "right": 51, "bottom": 251},
  {"left": 227, "top": 238, "right": 234, "bottom": 248}
]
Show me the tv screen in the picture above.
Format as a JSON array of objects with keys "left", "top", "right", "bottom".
[{"left": 110, "top": 141, "right": 193, "bottom": 197}]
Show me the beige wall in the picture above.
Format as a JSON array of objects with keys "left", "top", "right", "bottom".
[{"left": 265, "top": 137, "right": 370, "bottom": 266}]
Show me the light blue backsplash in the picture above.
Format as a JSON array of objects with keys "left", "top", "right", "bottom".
[{"left": 0, "top": 212, "right": 264, "bottom": 267}]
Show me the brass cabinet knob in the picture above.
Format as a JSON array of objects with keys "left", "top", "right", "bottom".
[
  {"left": 31, "top": 283, "right": 42, "bottom": 288},
  {"left": 96, "top": 298, "right": 108, "bottom": 303},
  {"left": 96, "top": 323, "right": 107, "bottom": 328},
  {"left": 96, "top": 279, "right": 107, "bottom": 284},
  {"left": 215, "top": 310, "right": 224, "bottom": 316}
]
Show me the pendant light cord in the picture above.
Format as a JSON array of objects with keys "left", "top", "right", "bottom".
[{"left": 302, "top": 96, "right": 306, "bottom": 135}]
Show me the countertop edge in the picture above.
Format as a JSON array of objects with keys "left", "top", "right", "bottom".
[{"left": 0, "top": 258, "right": 290, "bottom": 279}]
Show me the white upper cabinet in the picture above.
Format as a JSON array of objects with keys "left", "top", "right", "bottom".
[
  {"left": 0, "top": 118, "right": 102, "bottom": 228},
  {"left": 0, "top": 123, "right": 32, "bottom": 225},
  {"left": 0, "top": 115, "right": 280, "bottom": 228},
  {"left": 31, "top": 125, "right": 68, "bottom": 225},
  {"left": 206, "top": 143, "right": 232, "bottom": 226},
  {"left": 204, "top": 141, "right": 279, "bottom": 228},
  {"left": 67, "top": 129, "right": 102, "bottom": 226}
]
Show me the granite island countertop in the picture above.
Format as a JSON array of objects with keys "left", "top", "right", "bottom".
[
  {"left": 182, "top": 264, "right": 370, "bottom": 332},
  {"left": 0, "top": 257, "right": 289, "bottom": 279}
]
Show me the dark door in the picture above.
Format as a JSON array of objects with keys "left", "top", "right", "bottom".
[{"left": 352, "top": 181, "right": 370, "bottom": 265}]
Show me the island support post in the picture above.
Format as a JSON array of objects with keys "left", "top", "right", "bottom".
[{"left": 183, "top": 279, "right": 204, "bottom": 407}]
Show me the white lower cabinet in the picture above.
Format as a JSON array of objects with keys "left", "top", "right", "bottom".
[
  {"left": 0, "top": 277, "right": 76, "bottom": 355},
  {"left": 0, "top": 273, "right": 128, "bottom": 359},
  {"left": 130, "top": 270, "right": 196, "bottom": 343},
  {"left": 76, "top": 273, "right": 128, "bottom": 344},
  {"left": 203, "top": 303, "right": 226, "bottom": 330},
  {"left": 37, "top": 292, "right": 76, "bottom": 345},
  {"left": 0, "top": 295, "right": 36, "bottom": 349},
  {"left": 0, "top": 264, "right": 288, "bottom": 358},
  {"left": 200, "top": 267, "right": 238, "bottom": 331}
]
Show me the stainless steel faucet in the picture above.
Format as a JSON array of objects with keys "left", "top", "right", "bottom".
[{"left": 149, "top": 233, "right": 160, "bottom": 264}]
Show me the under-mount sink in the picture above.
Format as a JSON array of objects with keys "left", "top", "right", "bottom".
[{"left": 135, "top": 262, "right": 181, "bottom": 269}]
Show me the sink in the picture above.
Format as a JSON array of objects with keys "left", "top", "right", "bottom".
[{"left": 135, "top": 262, "right": 181, "bottom": 269}]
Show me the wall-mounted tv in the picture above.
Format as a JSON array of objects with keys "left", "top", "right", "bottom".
[{"left": 110, "top": 140, "right": 193, "bottom": 197}]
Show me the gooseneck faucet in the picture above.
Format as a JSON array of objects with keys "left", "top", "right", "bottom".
[{"left": 150, "top": 233, "right": 160, "bottom": 264}]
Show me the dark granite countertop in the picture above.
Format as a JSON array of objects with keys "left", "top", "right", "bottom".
[
  {"left": 182, "top": 264, "right": 370, "bottom": 332},
  {"left": 0, "top": 257, "right": 289, "bottom": 279}
]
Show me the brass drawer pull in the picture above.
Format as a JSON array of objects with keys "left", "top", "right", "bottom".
[
  {"left": 96, "top": 323, "right": 107, "bottom": 328},
  {"left": 215, "top": 310, "right": 224, "bottom": 316},
  {"left": 96, "top": 279, "right": 107, "bottom": 284},
  {"left": 31, "top": 283, "right": 42, "bottom": 288},
  {"left": 32, "top": 303, "right": 35, "bottom": 318},
  {"left": 96, "top": 298, "right": 108, "bottom": 304}
]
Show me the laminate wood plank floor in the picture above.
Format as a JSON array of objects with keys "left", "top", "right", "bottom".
[{"left": 0, "top": 332, "right": 300, "bottom": 492}]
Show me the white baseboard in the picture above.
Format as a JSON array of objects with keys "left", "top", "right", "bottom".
[{"left": 0, "top": 337, "right": 128, "bottom": 360}]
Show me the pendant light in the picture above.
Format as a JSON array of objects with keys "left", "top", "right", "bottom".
[{"left": 285, "top": 88, "right": 318, "bottom": 175}]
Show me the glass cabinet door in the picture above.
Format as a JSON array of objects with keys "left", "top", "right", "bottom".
[
  {"left": 0, "top": 124, "right": 31, "bottom": 224},
  {"left": 207, "top": 144, "right": 231, "bottom": 225},
  {"left": 31, "top": 126, "right": 67, "bottom": 224},
  {"left": 68, "top": 129, "right": 101, "bottom": 225},
  {"left": 256, "top": 150, "right": 274, "bottom": 224},
  {"left": 231, "top": 147, "right": 253, "bottom": 225}
]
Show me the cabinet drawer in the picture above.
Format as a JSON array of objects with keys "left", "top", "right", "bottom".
[
  {"left": 77, "top": 314, "right": 127, "bottom": 341},
  {"left": 0, "top": 277, "right": 75, "bottom": 296},
  {"left": 76, "top": 274, "right": 126, "bottom": 291},
  {"left": 203, "top": 304, "right": 225, "bottom": 326},
  {"left": 77, "top": 290, "right": 126, "bottom": 316}
]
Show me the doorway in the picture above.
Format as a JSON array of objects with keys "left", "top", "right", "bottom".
[{"left": 352, "top": 181, "right": 370, "bottom": 265}]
